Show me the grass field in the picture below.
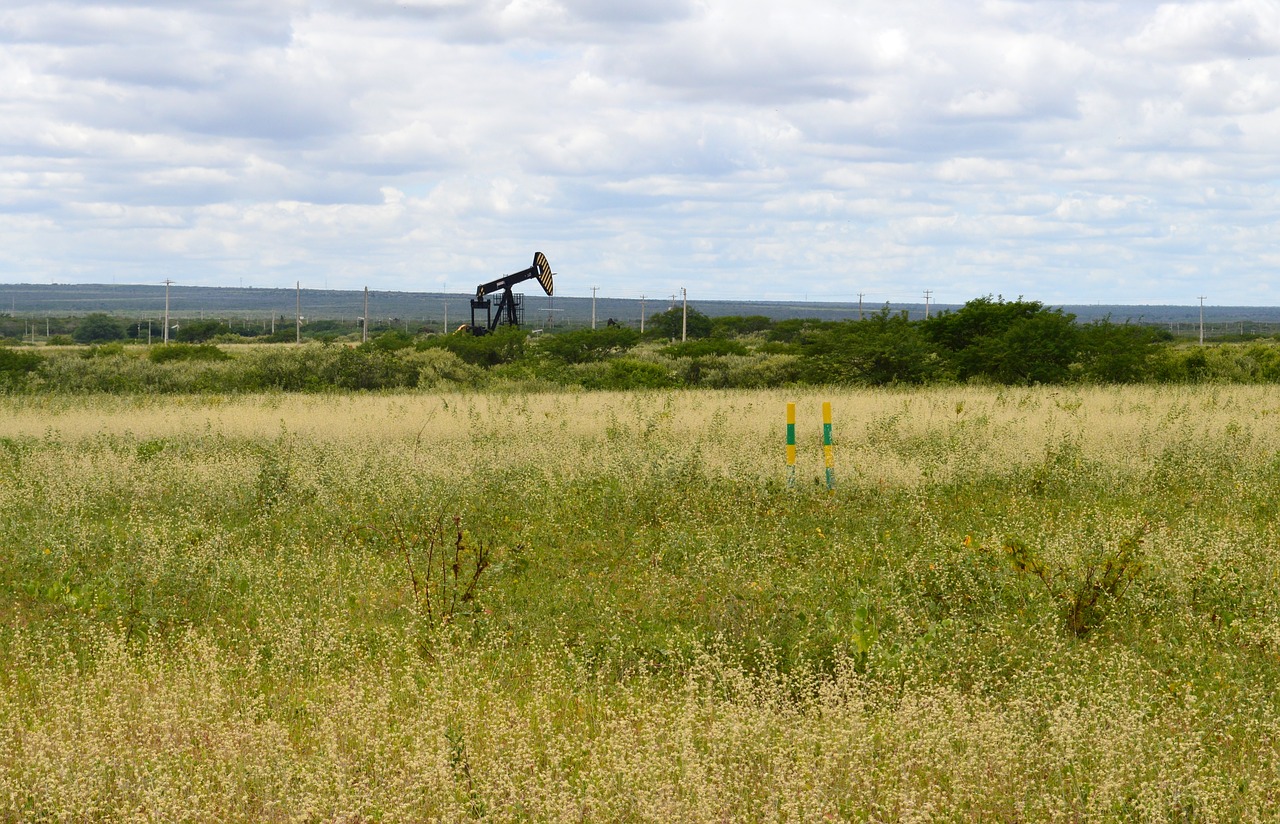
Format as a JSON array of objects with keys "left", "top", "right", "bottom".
[{"left": 4, "top": 386, "right": 1280, "bottom": 820}]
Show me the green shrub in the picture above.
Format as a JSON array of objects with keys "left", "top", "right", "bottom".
[
  {"left": 148, "top": 344, "right": 230, "bottom": 364},
  {"left": 331, "top": 346, "right": 420, "bottom": 390},
  {"left": 661, "top": 338, "right": 748, "bottom": 359},
  {"left": 418, "top": 327, "right": 529, "bottom": 367},
  {"left": 407, "top": 349, "right": 485, "bottom": 388},
  {"left": 0, "top": 347, "right": 41, "bottom": 389},
  {"left": 798, "top": 310, "right": 942, "bottom": 385},
  {"left": 923, "top": 296, "right": 1080, "bottom": 384},
  {"left": 538, "top": 327, "right": 640, "bottom": 364},
  {"left": 711, "top": 315, "right": 773, "bottom": 338},
  {"left": 643, "top": 307, "right": 713, "bottom": 340},
  {"left": 174, "top": 317, "right": 231, "bottom": 340},
  {"left": 367, "top": 330, "right": 416, "bottom": 352},
  {"left": 72, "top": 313, "right": 126, "bottom": 344},
  {"left": 579, "top": 358, "right": 675, "bottom": 390}
]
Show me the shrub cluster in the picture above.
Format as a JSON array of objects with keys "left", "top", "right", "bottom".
[{"left": 8, "top": 296, "right": 1280, "bottom": 392}]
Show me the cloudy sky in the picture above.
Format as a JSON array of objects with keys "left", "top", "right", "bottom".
[{"left": 3, "top": 1, "right": 1279, "bottom": 305}]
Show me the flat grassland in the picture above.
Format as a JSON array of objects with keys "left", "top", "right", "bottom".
[{"left": 3, "top": 386, "right": 1280, "bottom": 820}]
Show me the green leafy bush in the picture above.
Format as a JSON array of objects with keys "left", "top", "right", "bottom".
[
  {"left": 661, "top": 338, "right": 748, "bottom": 359},
  {"left": 578, "top": 358, "right": 675, "bottom": 390},
  {"left": 72, "top": 313, "right": 126, "bottom": 344},
  {"left": 148, "top": 344, "right": 230, "bottom": 364},
  {"left": 538, "top": 327, "right": 640, "bottom": 364},
  {"left": 418, "top": 328, "right": 529, "bottom": 367},
  {"left": 0, "top": 347, "right": 41, "bottom": 389},
  {"left": 798, "top": 310, "right": 942, "bottom": 385},
  {"left": 643, "top": 306, "right": 713, "bottom": 340},
  {"left": 174, "top": 320, "right": 232, "bottom": 343}
]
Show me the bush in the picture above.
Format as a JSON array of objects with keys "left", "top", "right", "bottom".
[
  {"left": 798, "top": 310, "right": 942, "bottom": 385},
  {"left": 418, "top": 327, "right": 528, "bottom": 367},
  {"left": 408, "top": 349, "right": 485, "bottom": 388},
  {"left": 661, "top": 338, "right": 748, "bottom": 359},
  {"left": 768, "top": 318, "right": 828, "bottom": 344},
  {"left": 922, "top": 296, "right": 1080, "bottom": 385},
  {"left": 72, "top": 313, "right": 126, "bottom": 344},
  {"left": 538, "top": 327, "right": 640, "bottom": 364},
  {"left": 644, "top": 307, "right": 713, "bottom": 340},
  {"left": 578, "top": 358, "right": 675, "bottom": 390},
  {"left": 331, "top": 346, "right": 420, "bottom": 390},
  {"left": 367, "top": 330, "right": 416, "bottom": 352},
  {"left": 1076, "top": 320, "right": 1163, "bottom": 383},
  {"left": 237, "top": 346, "right": 339, "bottom": 391},
  {"left": 711, "top": 315, "right": 773, "bottom": 338},
  {"left": 0, "top": 347, "right": 41, "bottom": 389},
  {"left": 174, "top": 319, "right": 232, "bottom": 343},
  {"left": 148, "top": 344, "right": 230, "bottom": 364}
]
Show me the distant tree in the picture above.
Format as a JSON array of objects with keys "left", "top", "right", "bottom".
[
  {"left": 539, "top": 326, "right": 640, "bottom": 364},
  {"left": 767, "top": 318, "right": 828, "bottom": 344},
  {"left": 148, "top": 343, "right": 230, "bottom": 364},
  {"left": 418, "top": 327, "right": 529, "bottom": 367},
  {"left": 644, "top": 307, "right": 712, "bottom": 340},
  {"left": 365, "top": 330, "right": 416, "bottom": 352},
  {"left": 661, "top": 338, "right": 749, "bottom": 359},
  {"left": 72, "top": 313, "right": 126, "bottom": 344},
  {"left": 798, "top": 309, "right": 942, "bottom": 385},
  {"left": 175, "top": 319, "right": 231, "bottom": 343},
  {"left": 1076, "top": 319, "right": 1165, "bottom": 383},
  {"left": 711, "top": 315, "right": 773, "bottom": 338},
  {"left": 923, "top": 296, "right": 1079, "bottom": 384},
  {"left": 0, "top": 347, "right": 41, "bottom": 388}
]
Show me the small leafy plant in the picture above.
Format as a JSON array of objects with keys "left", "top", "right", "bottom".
[{"left": 988, "top": 525, "right": 1146, "bottom": 637}]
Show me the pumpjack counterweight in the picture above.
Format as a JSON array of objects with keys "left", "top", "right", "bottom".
[{"left": 467, "top": 252, "right": 554, "bottom": 335}]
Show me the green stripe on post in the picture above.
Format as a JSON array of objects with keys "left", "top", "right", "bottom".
[
  {"left": 822, "top": 401, "right": 835, "bottom": 490},
  {"left": 786, "top": 402, "right": 796, "bottom": 488}
]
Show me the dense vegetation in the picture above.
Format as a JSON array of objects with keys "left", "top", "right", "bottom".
[
  {"left": 4, "top": 387, "right": 1280, "bottom": 818},
  {"left": 5, "top": 297, "right": 1280, "bottom": 393}
]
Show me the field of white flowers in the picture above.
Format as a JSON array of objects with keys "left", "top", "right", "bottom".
[{"left": 3, "top": 386, "right": 1280, "bottom": 820}]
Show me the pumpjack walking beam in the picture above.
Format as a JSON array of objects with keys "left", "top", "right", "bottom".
[{"left": 469, "top": 252, "right": 555, "bottom": 335}]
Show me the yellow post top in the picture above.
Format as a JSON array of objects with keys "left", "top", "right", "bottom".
[
  {"left": 822, "top": 401, "right": 832, "bottom": 424},
  {"left": 786, "top": 402, "right": 796, "bottom": 424}
]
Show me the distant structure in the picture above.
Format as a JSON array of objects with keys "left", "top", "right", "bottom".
[{"left": 467, "top": 252, "right": 555, "bottom": 335}]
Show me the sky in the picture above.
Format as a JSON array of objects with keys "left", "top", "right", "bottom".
[{"left": 3, "top": 0, "right": 1280, "bottom": 306}]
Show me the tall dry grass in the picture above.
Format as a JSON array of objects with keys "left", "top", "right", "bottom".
[{"left": 2, "top": 385, "right": 1280, "bottom": 820}]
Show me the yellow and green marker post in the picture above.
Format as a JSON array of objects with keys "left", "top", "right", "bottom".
[
  {"left": 786, "top": 402, "right": 797, "bottom": 488},
  {"left": 822, "top": 401, "right": 835, "bottom": 491},
  {"left": 786, "top": 402, "right": 835, "bottom": 490}
]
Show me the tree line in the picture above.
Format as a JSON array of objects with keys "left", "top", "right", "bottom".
[{"left": 4, "top": 296, "right": 1280, "bottom": 392}]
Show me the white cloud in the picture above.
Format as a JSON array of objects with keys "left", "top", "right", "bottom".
[
  {"left": 1127, "top": 0, "right": 1280, "bottom": 60},
  {"left": 1, "top": 0, "right": 1280, "bottom": 303}
]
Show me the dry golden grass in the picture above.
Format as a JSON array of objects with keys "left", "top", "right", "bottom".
[{"left": 4, "top": 385, "right": 1280, "bottom": 820}]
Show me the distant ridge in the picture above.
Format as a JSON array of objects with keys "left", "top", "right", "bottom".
[{"left": 3, "top": 282, "right": 1279, "bottom": 329}]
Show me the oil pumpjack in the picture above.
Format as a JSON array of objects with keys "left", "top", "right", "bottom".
[{"left": 466, "top": 252, "right": 554, "bottom": 335}]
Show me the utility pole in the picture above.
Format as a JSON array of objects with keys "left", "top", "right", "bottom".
[
  {"left": 1198, "top": 296, "right": 1207, "bottom": 345},
  {"left": 296, "top": 281, "right": 301, "bottom": 344},
  {"left": 858, "top": 292, "right": 864, "bottom": 321},
  {"left": 923, "top": 290, "right": 932, "bottom": 320},
  {"left": 362, "top": 286, "right": 369, "bottom": 343},
  {"left": 640, "top": 295, "right": 646, "bottom": 334},
  {"left": 591, "top": 286, "right": 599, "bottom": 330},
  {"left": 163, "top": 279, "right": 172, "bottom": 344},
  {"left": 681, "top": 287, "right": 688, "bottom": 342}
]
